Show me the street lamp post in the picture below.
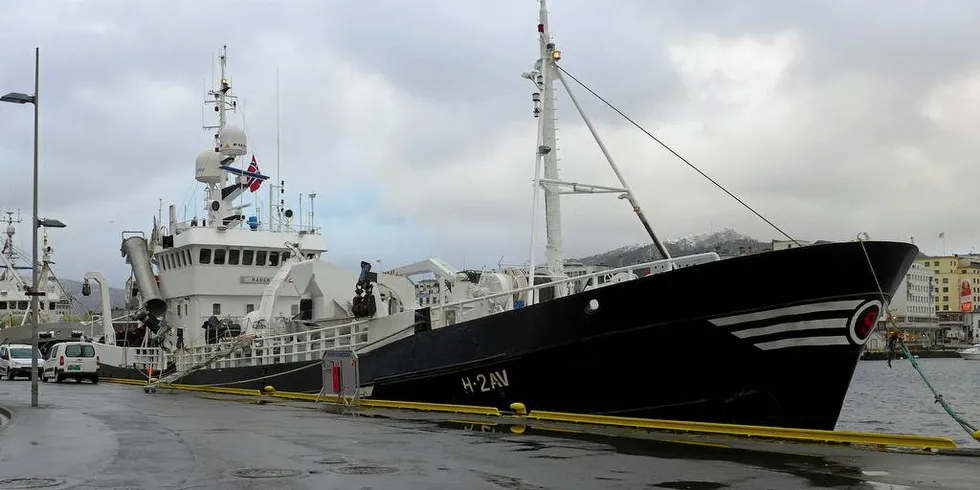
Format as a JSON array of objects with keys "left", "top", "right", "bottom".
[{"left": 2, "top": 47, "right": 41, "bottom": 407}]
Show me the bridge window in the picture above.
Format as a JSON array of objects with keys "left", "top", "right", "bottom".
[
  {"left": 0, "top": 302, "right": 6, "bottom": 310},
  {"left": 269, "top": 251, "right": 279, "bottom": 267},
  {"left": 49, "top": 302, "right": 55, "bottom": 310},
  {"left": 213, "top": 248, "right": 226, "bottom": 265},
  {"left": 213, "top": 303, "right": 221, "bottom": 315},
  {"left": 199, "top": 248, "right": 212, "bottom": 264},
  {"left": 228, "top": 249, "right": 240, "bottom": 265},
  {"left": 246, "top": 304, "right": 254, "bottom": 314},
  {"left": 184, "top": 249, "right": 192, "bottom": 265},
  {"left": 256, "top": 250, "right": 267, "bottom": 266},
  {"left": 17, "top": 301, "right": 27, "bottom": 310},
  {"left": 242, "top": 249, "right": 254, "bottom": 266},
  {"left": 282, "top": 251, "right": 290, "bottom": 262}
]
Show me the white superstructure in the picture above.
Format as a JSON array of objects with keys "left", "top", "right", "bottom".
[{"left": 0, "top": 210, "right": 73, "bottom": 327}]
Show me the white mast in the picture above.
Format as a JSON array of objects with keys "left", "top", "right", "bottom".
[
  {"left": 538, "top": 0, "right": 564, "bottom": 283},
  {"left": 523, "top": 0, "right": 672, "bottom": 292},
  {"left": 525, "top": 0, "right": 567, "bottom": 301},
  {"left": 199, "top": 45, "right": 249, "bottom": 230},
  {"left": 271, "top": 65, "right": 280, "bottom": 232}
]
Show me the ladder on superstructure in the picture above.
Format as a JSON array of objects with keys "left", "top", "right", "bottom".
[{"left": 145, "top": 334, "right": 256, "bottom": 392}]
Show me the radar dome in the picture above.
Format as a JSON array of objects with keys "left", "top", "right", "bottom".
[
  {"left": 195, "top": 149, "right": 223, "bottom": 185},
  {"left": 218, "top": 125, "right": 247, "bottom": 158}
]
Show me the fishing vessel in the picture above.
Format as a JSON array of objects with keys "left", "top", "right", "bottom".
[
  {"left": 0, "top": 210, "right": 75, "bottom": 329},
  {"left": 91, "top": 1, "right": 918, "bottom": 431}
]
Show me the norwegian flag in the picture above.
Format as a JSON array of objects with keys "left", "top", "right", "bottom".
[{"left": 246, "top": 155, "right": 262, "bottom": 193}]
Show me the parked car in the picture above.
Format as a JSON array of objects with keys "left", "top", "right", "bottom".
[
  {"left": 41, "top": 341, "right": 100, "bottom": 384},
  {"left": 0, "top": 344, "right": 42, "bottom": 380}
]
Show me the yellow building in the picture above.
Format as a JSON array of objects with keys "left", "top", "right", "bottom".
[{"left": 916, "top": 255, "right": 980, "bottom": 313}]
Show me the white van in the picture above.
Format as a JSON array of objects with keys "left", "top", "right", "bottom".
[
  {"left": 41, "top": 341, "right": 100, "bottom": 383},
  {"left": 0, "top": 344, "right": 42, "bottom": 380}
]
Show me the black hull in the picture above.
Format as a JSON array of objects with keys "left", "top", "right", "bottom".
[{"left": 102, "top": 241, "right": 917, "bottom": 431}]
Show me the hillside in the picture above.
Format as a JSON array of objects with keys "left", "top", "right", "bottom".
[{"left": 575, "top": 229, "right": 771, "bottom": 267}]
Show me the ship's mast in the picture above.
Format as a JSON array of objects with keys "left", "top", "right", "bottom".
[
  {"left": 199, "top": 46, "right": 253, "bottom": 230},
  {"left": 538, "top": 0, "right": 564, "bottom": 283},
  {"left": 526, "top": 0, "right": 566, "bottom": 303},
  {"left": 524, "top": 0, "right": 672, "bottom": 297}
]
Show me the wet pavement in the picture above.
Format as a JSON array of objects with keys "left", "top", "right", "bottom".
[{"left": 0, "top": 379, "right": 977, "bottom": 489}]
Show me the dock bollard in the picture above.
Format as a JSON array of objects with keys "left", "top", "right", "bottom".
[
  {"left": 509, "top": 402, "right": 528, "bottom": 434},
  {"left": 256, "top": 385, "right": 276, "bottom": 404}
]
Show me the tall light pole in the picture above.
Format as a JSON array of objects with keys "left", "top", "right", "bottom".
[{"left": 2, "top": 47, "right": 40, "bottom": 407}]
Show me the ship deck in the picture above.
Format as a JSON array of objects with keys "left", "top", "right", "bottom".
[{"left": 0, "top": 378, "right": 976, "bottom": 489}]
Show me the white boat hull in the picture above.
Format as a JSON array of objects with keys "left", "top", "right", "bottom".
[{"left": 959, "top": 351, "right": 980, "bottom": 361}]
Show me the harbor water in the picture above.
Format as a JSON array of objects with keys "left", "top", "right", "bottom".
[{"left": 838, "top": 357, "right": 980, "bottom": 446}]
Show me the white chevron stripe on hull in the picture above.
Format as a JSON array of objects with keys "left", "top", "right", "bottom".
[
  {"left": 708, "top": 299, "right": 863, "bottom": 327},
  {"left": 707, "top": 299, "right": 873, "bottom": 351},
  {"left": 756, "top": 336, "right": 850, "bottom": 350},
  {"left": 731, "top": 319, "right": 845, "bottom": 340}
]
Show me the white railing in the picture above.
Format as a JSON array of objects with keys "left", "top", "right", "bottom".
[
  {"left": 174, "top": 316, "right": 375, "bottom": 371},
  {"left": 172, "top": 219, "right": 322, "bottom": 236},
  {"left": 170, "top": 253, "right": 720, "bottom": 371},
  {"left": 426, "top": 253, "right": 720, "bottom": 329},
  {"left": 95, "top": 343, "right": 168, "bottom": 372}
]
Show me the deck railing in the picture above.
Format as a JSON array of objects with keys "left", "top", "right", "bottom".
[{"left": 425, "top": 253, "right": 720, "bottom": 329}]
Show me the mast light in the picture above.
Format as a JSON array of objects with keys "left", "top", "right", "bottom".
[{"left": 552, "top": 50, "right": 561, "bottom": 61}]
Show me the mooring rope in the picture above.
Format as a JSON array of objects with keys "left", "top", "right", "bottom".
[{"left": 857, "top": 234, "right": 980, "bottom": 442}]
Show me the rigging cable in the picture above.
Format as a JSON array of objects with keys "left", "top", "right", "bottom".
[
  {"left": 857, "top": 235, "right": 980, "bottom": 442},
  {"left": 554, "top": 64, "right": 802, "bottom": 246}
]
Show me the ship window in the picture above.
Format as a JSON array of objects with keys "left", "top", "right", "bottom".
[
  {"left": 281, "top": 251, "right": 290, "bottom": 262},
  {"left": 39, "top": 302, "right": 44, "bottom": 310},
  {"left": 18, "top": 301, "right": 27, "bottom": 310},
  {"left": 246, "top": 304, "right": 254, "bottom": 314},
  {"left": 256, "top": 250, "right": 267, "bottom": 266},
  {"left": 291, "top": 304, "right": 299, "bottom": 316},
  {"left": 0, "top": 302, "right": 6, "bottom": 310},
  {"left": 213, "top": 303, "right": 221, "bottom": 315},
  {"left": 184, "top": 249, "right": 192, "bottom": 265},
  {"left": 228, "top": 249, "right": 240, "bottom": 265},
  {"left": 242, "top": 249, "right": 254, "bottom": 266},
  {"left": 199, "top": 248, "right": 212, "bottom": 264},
  {"left": 176, "top": 252, "right": 183, "bottom": 267},
  {"left": 213, "top": 248, "right": 226, "bottom": 265},
  {"left": 49, "top": 302, "right": 55, "bottom": 310},
  {"left": 269, "top": 252, "right": 279, "bottom": 267}
]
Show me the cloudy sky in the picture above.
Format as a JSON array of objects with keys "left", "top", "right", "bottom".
[{"left": 2, "top": 0, "right": 979, "bottom": 287}]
